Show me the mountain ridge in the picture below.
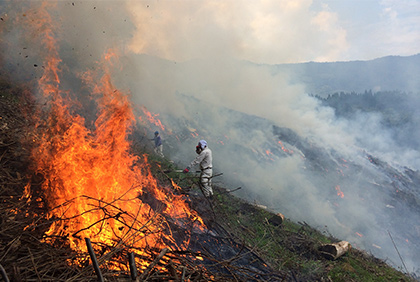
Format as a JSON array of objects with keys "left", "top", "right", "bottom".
[{"left": 269, "top": 53, "right": 420, "bottom": 96}]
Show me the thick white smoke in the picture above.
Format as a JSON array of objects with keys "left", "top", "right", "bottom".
[{"left": 119, "top": 52, "right": 419, "bottom": 273}]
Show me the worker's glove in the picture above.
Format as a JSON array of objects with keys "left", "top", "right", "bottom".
[{"left": 183, "top": 167, "right": 190, "bottom": 173}]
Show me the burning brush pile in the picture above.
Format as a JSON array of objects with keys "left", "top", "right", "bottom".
[{"left": 0, "top": 4, "right": 284, "bottom": 282}]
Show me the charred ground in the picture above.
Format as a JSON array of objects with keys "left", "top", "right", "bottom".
[{"left": 0, "top": 79, "right": 414, "bottom": 281}]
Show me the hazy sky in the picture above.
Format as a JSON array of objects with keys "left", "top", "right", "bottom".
[{"left": 127, "top": 0, "right": 420, "bottom": 64}]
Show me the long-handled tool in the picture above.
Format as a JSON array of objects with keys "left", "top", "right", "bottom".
[{"left": 164, "top": 169, "right": 196, "bottom": 173}]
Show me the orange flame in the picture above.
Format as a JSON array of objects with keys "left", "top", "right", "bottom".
[
  {"left": 278, "top": 140, "right": 294, "bottom": 154},
  {"left": 24, "top": 3, "right": 205, "bottom": 267},
  {"left": 335, "top": 185, "right": 344, "bottom": 198},
  {"left": 265, "top": 149, "right": 275, "bottom": 161},
  {"left": 138, "top": 106, "right": 166, "bottom": 131}
]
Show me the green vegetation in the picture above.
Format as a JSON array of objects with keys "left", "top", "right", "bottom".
[
  {"left": 317, "top": 90, "right": 419, "bottom": 132},
  {"left": 213, "top": 188, "right": 411, "bottom": 281},
  {"left": 147, "top": 155, "right": 413, "bottom": 281}
]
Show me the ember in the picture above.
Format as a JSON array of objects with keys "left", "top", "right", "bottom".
[
  {"left": 278, "top": 140, "right": 294, "bottom": 154},
  {"left": 335, "top": 185, "right": 344, "bottom": 198}
]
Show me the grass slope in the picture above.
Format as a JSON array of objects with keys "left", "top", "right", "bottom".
[
  {"left": 149, "top": 148, "right": 414, "bottom": 282},
  {"left": 0, "top": 77, "right": 414, "bottom": 281}
]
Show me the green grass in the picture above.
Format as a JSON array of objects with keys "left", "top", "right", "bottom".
[
  {"left": 156, "top": 159, "right": 413, "bottom": 281},
  {"left": 213, "top": 187, "right": 412, "bottom": 281}
]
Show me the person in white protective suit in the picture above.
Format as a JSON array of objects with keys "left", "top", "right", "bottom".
[{"left": 183, "top": 140, "right": 213, "bottom": 197}]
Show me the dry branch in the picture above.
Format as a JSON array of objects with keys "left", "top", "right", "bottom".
[
  {"left": 138, "top": 247, "right": 168, "bottom": 281},
  {"left": 0, "top": 263, "right": 10, "bottom": 282},
  {"left": 85, "top": 238, "right": 104, "bottom": 282}
]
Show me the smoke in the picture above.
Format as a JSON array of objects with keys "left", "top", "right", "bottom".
[
  {"left": 126, "top": 0, "right": 348, "bottom": 64},
  {"left": 1, "top": 0, "right": 419, "bottom": 276},
  {"left": 120, "top": 50, "right": 420, "bottom": 273},
  {"left": 119, "top": 4, "right": 420, "bottom": 273}
]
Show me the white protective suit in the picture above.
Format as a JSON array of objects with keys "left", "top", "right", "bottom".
[{"left": 189, "top": 146, "right": 213, "bottom": 197}]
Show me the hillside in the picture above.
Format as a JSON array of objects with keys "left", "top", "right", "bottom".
[
  {"left": 0, "top": 77, "right": 414, "bottom": 281},
  {"left": 270, "top": 54, "right": 420, "bottom": 96},
  {"left": 120, "top": 53, "right": 420, "bottom": 100},
  {"left": 317, "top": 90, "right": 420, "bottom": 150}
]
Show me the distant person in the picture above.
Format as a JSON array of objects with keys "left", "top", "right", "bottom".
[
  {"left": 152, "top": 131, "right": 164, "bottom": 157},
  {"left": 184, "top": 140, "right": 213, "bottom": 197}
]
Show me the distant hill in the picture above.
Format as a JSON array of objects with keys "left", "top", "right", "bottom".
[
  {"left": 119, "top": 53, "right": 420, "bottom": 103},
  {"left": 271, "top": 54, "right": 420, "bottom": 96}
]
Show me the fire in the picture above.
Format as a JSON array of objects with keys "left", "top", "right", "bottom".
[
  {"left": 265, "top": 149, "right": 275, "bottom": 161},
  {"left": 278, "top": 140, "right": 294, "bottom": 154},
  {"left": 340, "top": 158, "right": 349, "bottom": 168},
  {"left": 335, "top": 185, "right": 344, "bottom": 198},
  {"left": 23, "top": 2, "right": 205, "bottom": 268},
  {"left": 138, "top": 106, "right": 165, "bottom": 132}
]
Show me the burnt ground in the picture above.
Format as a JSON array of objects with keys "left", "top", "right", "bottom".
[{"left": 0, "top": 79, "right": 414, "bottom": 281}]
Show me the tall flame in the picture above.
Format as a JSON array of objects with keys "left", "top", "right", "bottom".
[{"left": 24, "top": 2, "right": 204, "bottom": 263}]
